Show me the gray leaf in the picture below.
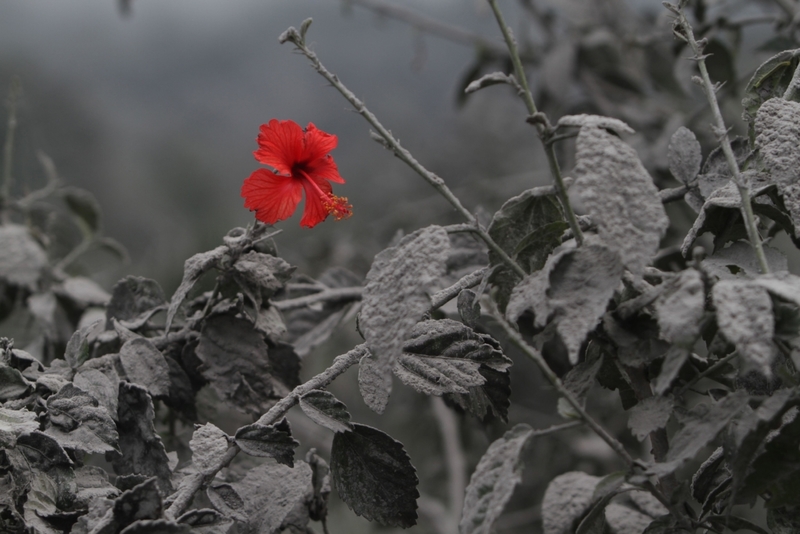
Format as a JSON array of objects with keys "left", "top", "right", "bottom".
[
  {"left": 119, "top": 337, "right": 170, "bottom": 398},
  {"left": 654, "top": 269, "right": 705, "bottom": 346},
  {"left": 653, "top": 347, "right": 690, "bottom": 396},
  {"left": 331, "top": 424, "right": 419, "bottom": 528},
  {"left": 667, "top": 126, "right": 702, "bottom": 186},
  {"left": 195, "top": 314, "right": 276, "bottom": 416},
  {"left": 0, "top": 363, "right": 31, "bottom": 401},
  {"left": 106, "top": 276, "right": 166, "bottom": 326},
  {"left": 74, "top": 368, "right": 119, "bottom": 422},
  {"left": 557, "top": 114, "right": 635, "bottom": 135},
  {"left": 712, "top": 280, "right": 775, "bottom": 376},
  {"left": 752, "top": 272, "right": 800, "bottom": 307},
  {"left": 649, "top": 391, "right": 748, "bottom": 477},
  {"left": 742, "top": 49, "right": 800, "bottom": 125},
  {"left": 464, "top": 71, "right": 517, "bottom": 94},
  {"left": 113, "top": 382, "right": 173, "bottom": 493},
  {"left": 542, "top": 471, "right": 601, "bottom": 534},
  {"left": 755, "top": 97, "right": 800, "bottom": 235},
  {"left": 394, "top": 319, "right": 509, "bottom": 396},
  {"left": 234, "top": 419, "right": 298, "bottom": 466},
  {"left": 231, "top": 251, "right": 295, "bottom": 309},
  {"left": 0, "top": 406, "right": 39, "bottom": 447},
  {"left": 16, "top": 431, "right": 73, "bottom": 469},
  {"left": 604, "top": 503, "right": 654, "bottom": 534},
  {"left": 357, "top": 351, "right": 392, "bottom": 414},
  {"left": 23, "top": 471, "right": 58, "bottom": 534},
  {"left": 190, "top": 423, "right": 229, "bottom": 475},
  {"left": 233, "top": 460, "right": 313, "bottom": 534},
  {"left": 574, "top": 126, "right": 668, "bottom": 274},
  {"left": 57, "top": 276, "right": 110, "bottom": 308},
  {"left": 460, "top": 424, "right": 533, "bottom": 534},
  {"left": 74, "top": 465, "right": 120, "bottom": 508},
  {"left": 119, "top": 519, "right": 190, "bottom": 534},
  {"left": 45, "top": 383, "right": 119, "bottom": 454},
  {"left": 165, "top": 246, "right": 227, "bottom": 332},
  {"left": 444, "top": 365, "right": 511, "bottom": 423},
  {"left": 702, "top": 241, "right": 788, "bottom": 280},
  {"left": 358, "top": 225, "right": 450, "bottom": 413},
  {"left": 65, "top": 319, "right": 105, "bottom": 369},
  {"left": 63, "top": 186, "right": 102, "bottom": 235},
  {"left": 507, "top": 243, "right": 624, "bottom": 364},
  {"left": 628, "top": 396, "right": 674, "bottom": 441},
  {"left": 207, "top": 484, "right": 248, "bottom": 523},
  {"left": 299, "top": 389, "right": 352, "bottom": 433},
  {"left": 0, "top": 224, "right": 47, "bottom": 291},
  {"left": 457, "top": 289, "right": 481, "bottom": 328}
]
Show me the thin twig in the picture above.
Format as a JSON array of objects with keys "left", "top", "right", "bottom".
[
  {"left": 343, "top": 0, "right": 509, "bottom": 57},
  {"left": 660, "top": 185, "right": 689, "bottom": 204},
  {"left": 164, "top": 344, "right": 368, "bottom": 519},
  {"left": 669, "top": 4, "right": 770, "bottom": 275},
  {"left": 1, "top": 77, "right": 21, "bottom": 222},
  {"left": 272, "top": 287, "right": 364, "bottom": 311},
  {"left": 675, "top": 352, "right": 737, "bottom": 398},
  {"left": 430, "top": 266, "right": 488, "bottom": 310},
  {"left": 486, "top": 0, "right": 584, "bottom": 247},
  {"left": 280, "top": 26, "right": 526, "bottom": 279}
]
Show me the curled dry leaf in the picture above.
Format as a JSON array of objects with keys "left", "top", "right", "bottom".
[{"left": 654, "top": 268, "right": 705, "bottom": 347}]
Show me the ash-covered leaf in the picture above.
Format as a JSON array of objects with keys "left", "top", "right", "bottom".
[
  {"left": 165, "top": 246, "right": 227, "bottom": 332},
  {"left": 190, "top": 423, "right": 229, "bottom": 475},
  {"left": 574, "top": 126, "right": 668, "bottom": 274},
  {"left": 299, "top": 389, "right": 352, "bottom": 433},
  {"left": 464, "top": 71, "right": 517, "bottom": 94},
  {"left": 358, "top": 351, "right": 392, "bottom": 414},
  {"left": 207, "top": 484, "right": 248, "bottom": 523},
  {"left": 0, "top": 363, "right": 31, "bottom": 401},
  {"left": 556, "top": 114, "right": 635, "bottom": 135},
  {"left": 604, "top": 503, "right": 654, "bottom": 534},
  {"left": 702, "top": 241, "right": 788, "bottom": 280},
  {"left": 23, "top": 470, "right": 58, "bottom": 534},
  {"left": 176, "top": 508, "right": 228, "bottom": 528},
  {"left": 443, "top": 364, "right": 511, "bottom": 423},
  {"left": 752, "top": 272, "right": 800, "bottom": 307},
  {"left": 648, "top": 391, "right": 748, "bottom": 477},
  {"left": 233, "top": 459, "right": 313, "bottom": 534},
  {"left": 628, "top": 396, "right": 674, "bottom": 441},
  {"left": 393, "top": 319, "right": 509, "bottom": 396},
  {"left": 65, "top": 319, "right": 105, "bottom": 369},
  {"left": 306, "top": 449, "right": 331, "bottom": 523},
  {"left": 563, "top": 355, "right": 603, "bottom": 404},
  {"left": 507, "top": 243, "right": 624, "bottom": 364},
  {"left": 57, "top": 276, "right": 110, "bottom": 309},
  {"left": 767, "top": 506, "right": 800, "bottom": 533},
  {"left": 195, "top": 314, "right": 276, "bottom": 416},
  {"left": 654, "top": 269, "right": 705, "bottom": 346},
  {"left": 0, "top": 407, "right": 39, "bottom": 446},
  {"left": 231, "top": 251, "right": 295, "bottom": 308},
  {"left": 742, "top": 49, "right": 800, "bottom": 126},
  {"left": 542, "top": 471, "right": 601, "bottom": 534},
  {"left": 460, "top": 424, "right": 533, "bottom": 534},
  {"left": 112, "top": 382, "right": 172, "bottom": 493},
  {"left": 0, "top": 224, "right": 48, "bottom": 291},
  {"left": 45, "top": 383, "right": 119, "bottom": 454},
  {"left": 457, "top": 289, "right": 481, "bottom": 328},
  {"left": 358, "top": 225, "right": 450, "bottom": 413},
  {"left": 119, "top": 519, "right": 190, "bottom": 534},
  {"left": 16, "top": 431, "right": 73, "bottom": 469},
  {"left": 668, "top": 127, "right": 702, "bottom": 187},
  {"left": 74, "top": 465, "right": 119, "bottom": 508},
  {"left": 712, "top": 279, "right": 775, "bottom": 376},
  {"left": 653, "top": 347, "right": 690, "bottom": 396},
  {"left": 331, "top": 423, "right": 419, "bottom": 528},
  {"left": 691, "top": 447, "right": 729, "bottom": 514},
  {"left": 108, "top": 478, "right": 163, "bottom": 532},
  {"left": 119, "top": 337, "right": 170, "bottom": 398},
  {"left": 755, "top": 97, "right": 800, "bottom": 234},
  {"left": 487, "top": 187, "right": 564, "bottom": 311},
  {"left": 234, "top": 418, "right": 298, "bottom": 466},
  {"left": 106, "top": 276, "right": 166, "bottom": 325}
]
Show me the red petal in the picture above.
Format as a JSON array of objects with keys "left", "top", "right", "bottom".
[
  {"left": 302, "top": 122, "right": 338, "bottom": 162},
  {"left": 299, "top": 175, "right": 333, "bottom": 228},
  {"left": 253, "top": 119, "right": 304, "bottom": 174},
  {"left": 241, "top": 168, "right": 302, "bottom": 225},
  {"left": 305, "top": 154, "right": 345, "bottom": 184}
]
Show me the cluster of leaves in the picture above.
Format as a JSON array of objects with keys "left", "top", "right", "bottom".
[{"left": 8, "top": 0, "right": 800, "bottom": 533}]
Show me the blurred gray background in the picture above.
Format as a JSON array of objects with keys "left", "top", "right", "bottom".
[{"left": 0, "top": 0, "right": 543, "bottom": 293}]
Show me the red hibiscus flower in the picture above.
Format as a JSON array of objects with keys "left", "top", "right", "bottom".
[{"left": 241, "top": 119, "right": 352, "bottom": 228}]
